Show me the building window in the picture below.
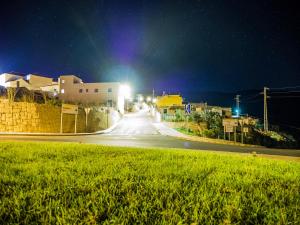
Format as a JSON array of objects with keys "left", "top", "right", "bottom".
[
  {"left": 107, "top": 100, "right": 113, "bottom": 107},
  {"left": 61, "top": 80, "right": 65, "bottom": 84},
  {"left": 94, "top": 88, "right": 98, "bottom": 93},
  {"left": 79, "top": 89, "right": 83, "bottom": 93},
  {"left": 86, "top": 89, "right": 89, "bottom": 93},
  {"left": 108, "top": 88, "right": 112, "bottom": 92},
  {"left": 61, "top": 89, "right": 65, "bottom": 94}
]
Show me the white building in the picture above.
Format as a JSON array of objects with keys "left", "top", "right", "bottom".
[
  {"left": 58, "top": 75, "right": 125, "bottom": 113},
  {"left": 0, "top": 73, "right": 126, "bottom": 113},
  {"left": 0, "top": 73, "right": 57, "bottom": 92},
  {"left": 0, "top": 73, "right": 27, "bottom": 88}
]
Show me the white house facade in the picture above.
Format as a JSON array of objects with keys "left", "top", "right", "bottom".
[
  {"left": 58, "top": 75, "right": 125, "bottom": 113},
  {"left": 0, "top": 73, "right": 126, "bottom": 114}
]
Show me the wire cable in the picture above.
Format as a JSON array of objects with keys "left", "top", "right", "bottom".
[{"left": 270, "top": 85, "right": 300, "bottom": 90}]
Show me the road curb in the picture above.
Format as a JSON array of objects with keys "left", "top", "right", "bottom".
[{"left": 175, "top": 135, "right": 259, "bottom": 148}]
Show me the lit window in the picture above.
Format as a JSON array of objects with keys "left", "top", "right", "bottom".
[
  {"left": 86, "top": 89, "right": 89, "bottom": 93},
  {"left": 79, "top": 89, "right": 83, "bottom": 93},
  {"left": 108, "top": 88, "right": 112, "bottom": 92},
  {"left": 61, "top": 80, "right": 65, "bottom": 83},
  {"left": 61, "top": 89, "right": 65, "bottom": 94},
  {"left": 94, "top": 88, "right": 98, "bottom": 93}
]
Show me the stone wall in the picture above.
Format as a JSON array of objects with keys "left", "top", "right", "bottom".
[{"left": 0, "top": 100, "right": 120, "bottom": 133}]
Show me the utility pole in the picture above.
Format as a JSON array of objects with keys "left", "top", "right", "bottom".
[
  {"left": 263, "top": 87, "right": 269, "bottom": 132},
  {"left": 241, "top": 121, "right": 244, "bottom": 144},
  {"left": 152, "top": 88, "right": 155, "bottom": 100},
  {"left": 235, "top": 95, "right": 241, "bottom": 117}
]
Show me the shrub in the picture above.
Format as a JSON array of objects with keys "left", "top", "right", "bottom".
[{"left": 7, "top": 87, "right": 17, "bottom": 102}]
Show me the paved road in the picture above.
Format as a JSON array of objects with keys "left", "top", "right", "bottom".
[
  {"left": 105, "top": 110, "right": 159, "bottom": 136},
  {"left": 1, "top": 110, "right": 299, "bottom": 157}
]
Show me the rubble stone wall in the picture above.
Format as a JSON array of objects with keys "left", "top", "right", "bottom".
[{"left": 0, "top": 100, "right": 120, "bottom": 133}]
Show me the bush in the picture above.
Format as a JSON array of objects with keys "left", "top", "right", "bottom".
[
  {"left": 174, "top": 111, "right": 183, "bottom": 122},
  {"left": 203, "top": 129, "right": 216, "bottom": 138},
  {"left": 20, "top": 90, "right": 35, "bottom": 103},
  {"left": 46, "top": 98, "right": 62, "bottom": 106},
  {"left": 7, "top": 87, "right": 17, "bottom": 102},
  {"left": 191, "top": 112, "right": 204, "bottom": 124}
]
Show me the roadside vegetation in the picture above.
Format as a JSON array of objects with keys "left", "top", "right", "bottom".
[
  {"left": 165, "top": 110, "right": 298, "bottom": 148},
  {"left": 0, "top": 142, "right": 299, "bottom": 224}
]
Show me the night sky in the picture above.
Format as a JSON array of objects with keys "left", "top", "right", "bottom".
[{"left": 1, "top": 0, "right": 300, "bottom": 93}]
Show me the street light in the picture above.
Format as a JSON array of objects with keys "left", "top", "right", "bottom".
[
  {"left": 146, "top": 96, "right": 152, "bottom": 102},
  {"left": 120, "top": 84, "right": 131, "bottom": 99},
  {"left": 152, "top": 98, "right": 157, "bottom": 103},
  {"left": 120, "top": 84, "right": 131, "bottom": 113},
  {"left": 235, "top": 108, "right": 240, "bottom": 117}
]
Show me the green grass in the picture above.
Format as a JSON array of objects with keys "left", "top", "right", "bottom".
[
  {"left": 0, "top": 142, "right": 299, "bottom": 224},
  {"left": 176, "top": 127, "right": 197, "bottom": 136}
]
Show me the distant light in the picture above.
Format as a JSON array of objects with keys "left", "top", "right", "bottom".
[
  {"left": 152, "top": 98, "right": 157, "bottom": 103},
  {"left": 139, "top": 95, "right": 144, "bottom": 102},
  {"left": 146, "top": 96, "right": 152, "bottom": 102},
  {"left": 120, "top": 84, "right": 131, "bottom": 99},
  {"left": 235, "top": 108, "right": 240, "bottom": 117}
]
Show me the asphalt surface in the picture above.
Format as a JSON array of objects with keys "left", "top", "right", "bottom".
[{"left": 1, "top": 110, "right": 300, "bottom": 157}]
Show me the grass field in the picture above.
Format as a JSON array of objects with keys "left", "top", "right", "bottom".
[{"left": 0, "top": 142, "right": 299, "bottom": 224}]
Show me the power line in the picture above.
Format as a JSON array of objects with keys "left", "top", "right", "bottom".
[
  {"left": 269, "top": 91, "right": 300, "bottom": 95},
  {"left": 245, "top": 99, "right": 263, "bottom": 103},
  {"left": 270, "top": 85, "right": 300, "bottom": 90},
  {"left": 242, "top": 93, "right": 261, "bottom": 102},
  {"left": 269, "top": 96, "right": 300, "bottom": 99}
]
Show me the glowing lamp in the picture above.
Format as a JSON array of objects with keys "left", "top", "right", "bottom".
[{"left": 120, "top": 84, "right": 131, "bottom": 99}]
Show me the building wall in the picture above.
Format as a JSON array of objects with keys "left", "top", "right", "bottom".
[
  {"left": 58, "top": 75, "right": 124, "bottom": 113},
  {"left": 156, "top": 95, "right": 183, "bottom": 108},
  {"left": 0, "top": 73, "right": 53, "bottom": 91},
  {"left": 6, "top": 79, "right": 32, "bottom": 89},
  {"left": 0, "top": 100, "right": 119, "bottom": 133},
  {"left": 40, "top": 83, "right": 59, "bottom": 97},
  {"left": 0, "top": 73, "right": 23, "bottom": 87},
  {"left": 25, "top": 74, "right": 53, "bottom": 88}
]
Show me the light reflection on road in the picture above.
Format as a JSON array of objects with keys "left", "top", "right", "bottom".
[{"left": 106, "top": 110, "right": 159, "bottom": 136}]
